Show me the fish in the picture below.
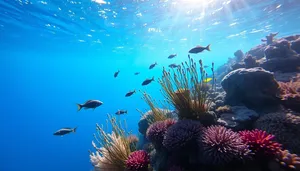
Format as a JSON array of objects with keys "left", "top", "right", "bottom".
[
  {"left": 115, "top": 110, "right": 127, "bottom": 115},
  {"left": 77, "top": 100, "right": 103, "bottom": 111},
  {"left": 188, "top": 44, "right": 211, "bottom": 54},
  {"left": 142, "top": 77, "right": 154, "bottom": 86},
  {"left": 149, "top": 62, "right": 157, "bottom": 69},
  {"left": 203, "top": 78, "right": 212, "bottom": 83},
  {"left": 114, "top": 70, "right": 120, "bottom": 78},
  {"left": 53, "top": 127, "right": 77, "bottom": 136},
  {"left": 134, "top": 72, "right": 140, "bottom": 75},
  {"left": 203, "top": 65, "right": 209, "bottom": 68},
  {"left": 169, "top": 64, "right": 179, "bottom": 68},
  {"left": 168, "top": 54, "right": 177, "bottom": 59},
  {"left": 125, "top": 90, "right": 136, "bottom": 97}
]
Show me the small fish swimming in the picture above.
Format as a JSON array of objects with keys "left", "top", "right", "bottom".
[
  {"left": 114, "top": 70, "right": 120, "bottom": 78},
  {"left": 169, "top": 64, "right": 179, "bottom": 68},
  {"left": 149, "top": 62, "right": 157, "bottom": 69},
  {"left": 142, "top": 77, "right": 154, "bottom": 86},
  {"left": 125, "top": 90, "right": 136, "bottom": 97},
  {"left": 134, "top": 72, "right": 140, "bottom": 75},
  {"left": 77, "top": 100, "right": 103, "bottom": 111},
  {"left": 203, "top": 77, "right": 212, "bottom": 83},
  {"left": 203, "top": 65, "right": 209, "bottom": 68},
  {"left": 189, "top": 44, "right": 211, "bottom": 54},
  {"left": 115, "top": 110, "right": 127, "bottom": 115},
  {"left": 168, "top": 54, "right": 177, "bottom": 59},
  {"left": 53, "top": 127, "right": 77, "bottom": 136}
]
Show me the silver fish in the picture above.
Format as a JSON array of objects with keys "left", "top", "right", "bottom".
[
  {"left": 77, "top": 100, "right": 103, "bottom": 111},
  {"left": 53, "top": 127, "right": 77, "bottom": 136}
]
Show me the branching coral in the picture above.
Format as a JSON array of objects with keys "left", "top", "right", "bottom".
[
  {"left": 254, "top": 112, "right": 300, "bottom": 154},
  {"left": 239, "top": 129, "right": 282, "bottom": 158},
  {"left": 275, "top": 149, "right": 300, "bottom": 170},
  {"left": 278, "top": 76, "right": 300, "bottom": 112},
  {"left": 163, "top": 119, "right": 202, "bottom": 151},
  {"left": 125, "top": 150, "right": 150, "bottom": 171},
  {"left": 215, "top": 105, "right": 232, "bottom": 114},
  {"left": 90, "top": 114, "right": 132, "bottom": 171},
  {"left": 200, "top": 125, "right": 251, "bottom": 165},
  {"left": 158, "top": 55, "right": 216, "bottom": 121}
]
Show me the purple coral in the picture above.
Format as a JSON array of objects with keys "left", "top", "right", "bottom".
[
  {"left": 146, "top": 119, "right": 176, "bottom": 147},
  {"left": 200, "top": 125, "right": 250, "bottom": 165},
  {"left": 126, "top": 150, "right": 150, "bottom": 171},
  {"left": 163, "top": 120, "right": 202, "bottom": 151}
]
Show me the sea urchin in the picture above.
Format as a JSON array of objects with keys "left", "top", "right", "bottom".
[{"left": 126, "top": 150, "right": 150, "bottom": 171}]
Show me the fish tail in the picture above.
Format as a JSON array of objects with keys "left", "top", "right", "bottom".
[
  {"left": 206, "top": 44, "right": 211, "bottom": 51},
  {"left": 73, "top": 127, "right": 78, "bottom": 133},
  {"left": 125, "top": 110, "right": 128, "bottom": 114},
  {"left": 152, "top": 76, "right": 155, "bottom": 81},
  {"left": 77, "top": 104, "right": 83, "bottom": 111}
]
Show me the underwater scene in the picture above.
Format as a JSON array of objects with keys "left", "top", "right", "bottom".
[{"left": 1, "top": 0, "right": 300, "bottom": 171}]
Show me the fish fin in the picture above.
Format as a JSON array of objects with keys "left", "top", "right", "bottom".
[
  {"left": 152, "top": 76, "right": 155, "bottom": 81},
  {"left": 84, "top": 107, "right": 89, "bottom": 110},
  {"left": 77, "top": 104, "right": 83, "bottom": 111},
  {"left": 125, "top": 110, "right": 128, "bottom": 114},
  {"left": 73, "top": 127, "right": 78, "bottom": 133},
  {"left": 206, "top": 44, "right": 211, "bottom": 51}
]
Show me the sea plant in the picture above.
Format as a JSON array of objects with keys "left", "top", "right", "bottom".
[
  {"left": 90, "top": 114, "right": 132, "bottom": 171},
  {"left": 158, "top": 55, "right": 216, "bottom": 121}
]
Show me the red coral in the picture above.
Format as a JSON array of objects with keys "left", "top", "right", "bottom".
[
  {"left": 239, "top": 129, "right": 282, "bottom": 158},
  {"left": 126, "top": 150, "right": 150, "bottom": 171}
]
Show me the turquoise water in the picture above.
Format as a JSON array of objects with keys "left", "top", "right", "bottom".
[{"left": 0, "top": 0, "right": 300, "bottom": 170}]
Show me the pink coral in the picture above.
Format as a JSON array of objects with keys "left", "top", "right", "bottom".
[
  {"left": 126, "top": 150, "right": 150, "bottom": 171},
  {"left": 239, "top": 129, "right": 282, "bottom": 158}
]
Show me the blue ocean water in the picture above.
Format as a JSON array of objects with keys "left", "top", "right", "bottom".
[{"left": 0, "top": 0, "right": 300, "bottom": 170}]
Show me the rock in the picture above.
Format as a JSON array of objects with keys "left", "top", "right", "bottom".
[
  {"left": 274, "top": 72, "right": 299, "bottom": 82},
  {"left": 231, "top": 62, "right": 245, "bottom": 70},
  {"left": 234, "top": 50, "right": 244, "bottom": 62},
  {"left": 291, "top": 38, "right": 300, "bottom": 53},
  {"left": 244, "top": 55, "right": 259, "bottom": 68},
  {"left": 221, "top": 67, "right": 281, "bottom": 111},
  {"left": 259, "top": 55, "right": 300, "bottom": 72},
  {"left": 217, "top": 106, "right": 259, "bottom": 130},
  {"left": 281, "top": 34, "right": 300, "bottom": 41},
  {"left": 264, "top": 39, "right": 297, "bottom": 60},
  {"left": 246, "top": 44, "right": 266, "bottom": 60}
]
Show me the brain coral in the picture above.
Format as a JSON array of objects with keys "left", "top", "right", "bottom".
[{"left": 254, "top": 112, "right": 300, "bottom": 154}]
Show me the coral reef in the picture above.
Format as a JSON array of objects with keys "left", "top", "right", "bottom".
[
  {"left": 244, "top": 55, "right": 259, "bottom": 68},
  {"left": 275, "top": 150, "right": 300, "bottom": 170},
  {"left": 199, "top": 125, "right": 250, "bottom": 165},
  {"left": 254, "top": 112, "right": 300, "bottom": 154},
  {"left": 278, "top": 76, "right": 300, "bottom": 112}
]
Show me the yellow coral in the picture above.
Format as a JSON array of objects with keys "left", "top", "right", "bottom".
[{"left": 276, "top": 149, "right": 300, "bottom": 170}]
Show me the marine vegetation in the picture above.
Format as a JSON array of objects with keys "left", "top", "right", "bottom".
[
  {"left": 90, "top": 114, "right": 135, "bottom": 171},
  {"left": 158, "top": 55, "right": 216, "bottom": 122}
]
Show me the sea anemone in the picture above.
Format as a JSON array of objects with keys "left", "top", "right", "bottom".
[
  {"left": 146, "top": 119, "right": 176, "bottom": 148},
  {"left": 254, "top": 112, "right": 300, "bottom": 154},
  {"left": 200, "top": 125, "right": 250, "bottom": 165},
  {"left": 275, "top": 149, "right": 300, "bottom": 170},
  {"left": 163, "top": 119, "right": 202, "bottom": 151},
  {"left": 126, "top": 150, "right": 150, "bottom": 171},
  {"left": 128, "top": 135, "right": 139, "bottom": 152},
  {"left": 90, "top": 114, "right": 131, "bottom": 171},
  {"left": 158, "top": 56, "right": 216, "bottom": 121},
  {"left": 239, "top": 129, "right": 282, "bottom": 158}
]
